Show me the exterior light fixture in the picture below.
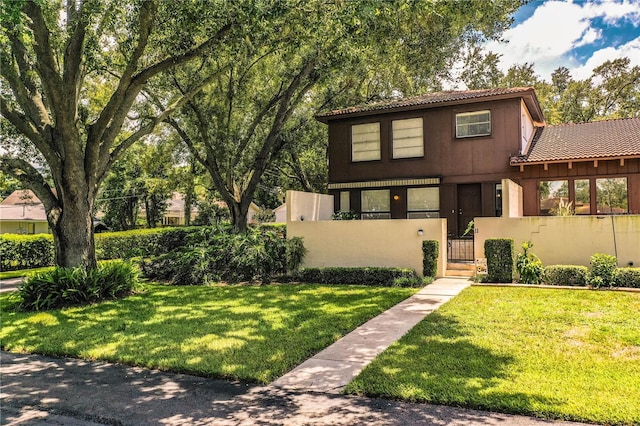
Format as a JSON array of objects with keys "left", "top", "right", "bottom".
[
  {"left": 393, "top": 194, "right": 400, "bottom": 201},
  {"left": 417, "top": 229, "right": 423, "bottom": 236}
]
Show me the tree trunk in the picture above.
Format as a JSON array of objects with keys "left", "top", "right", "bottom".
[
  {"left": 228, "top": 199, "right": 250, "bottom": 233},
  {"left": 49, "top": 191, "right": 97, "bottom": 270}
]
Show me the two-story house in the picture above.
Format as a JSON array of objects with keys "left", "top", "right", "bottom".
[{"left": 316, "top": 87, "right": 640, "bottom": 239}]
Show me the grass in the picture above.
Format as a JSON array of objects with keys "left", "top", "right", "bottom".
[
  {"left": 345, "top": 286, "right": 640, "bottom": 425},
  {"left": 0, "top": 266, "right": 54, "bottom": 280},
  {"left": 0, "top": 282, "right": 417, "bottom": 384}
]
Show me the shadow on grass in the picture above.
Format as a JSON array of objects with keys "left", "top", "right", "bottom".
[
  {"left": 0, "top": 283, "right": 416, "bottom": 384},
  {"left": 345, "top": 312, "right": 564, "bottom": 419}
]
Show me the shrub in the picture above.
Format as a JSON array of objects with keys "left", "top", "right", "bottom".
[
  {"left": 543, "top": 265, "right": 588, "bottom": 286},
  {"left": 589, "top": 253, "right": 617, "bottom": 288},
  {"left": 0, "top": 234, "right": 55, "bottom": 271},
  {"left": 485, "top": 238, "right": 514, "bottom": 283},
  {"left": 422, "top": 240, "right": 439, "bottom": 278},
  {"left": 294, "top": 267, "right": 420, "bottom": 287},
  {"left": 286, "top": 237, "right": 307, "bottom": 273},
  {"left": 18, "top": 261, "right": 139, "bottom": 311},
  {"left": 515, "top": 241, "right": 544, "bottom": 284},
  {"left": 614, "top": 268, "right": 640, "bottom": 288},
  {"left": 332, "top": 211, "right": 360, "bottom": 220},
  {"left": 139, "top": 227, "right": 294, "bottom": 284}
]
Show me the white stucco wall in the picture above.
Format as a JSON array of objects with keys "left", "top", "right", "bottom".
[{"left": 286, "top": 190, "right": 334, "bottom": 222}]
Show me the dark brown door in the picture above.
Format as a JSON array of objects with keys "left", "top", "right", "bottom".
[{"left": 457, "top": 183, "right": 482, "bottom": 237}]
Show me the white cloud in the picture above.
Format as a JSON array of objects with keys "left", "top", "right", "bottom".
[
  {"left": 571, "top": 36, "right": 640, "bottom": 79},
  {"left": 485, "top": 0, "right": 640, "bottom": 81}
]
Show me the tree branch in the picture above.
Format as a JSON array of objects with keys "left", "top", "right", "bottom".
[{"left": 0, "top": 156, "right": 59, "bottom": 215}]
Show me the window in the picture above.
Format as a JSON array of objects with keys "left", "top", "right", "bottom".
[
  {"left": 456, "top": 110, "right": 491, "bottom": 138},
  {"left": 340, "top": 191, "right": 350, "bottom": 212},
  {"left": 540, "top": 180, "right": 569, "bottom": 216},
  {"left": 406, "top": 187, "right": 439, "bottom": 218},
  {"left": 352, "top": 122, "right": 380, "bottom": 162},
  {"left": 361, "top": 189, "right": 390, "bottom": 219},
  {"left": 495, "top": 183, "right": 503, "bottom": 217},
  {"left": 392, "top": 118, "right": 423, "bottom": 159},
  {"left": 574, "top": 179, "right": 590, "bottom": 215},
  {"left": 596, "top": 178, "right": 628, "bottom": 214}
]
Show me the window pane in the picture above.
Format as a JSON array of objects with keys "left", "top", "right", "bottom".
[
  {"left": 456, "top": 110, "right": 491, "bottom": 138},
  {"left": 352, "top": 123, "right": 380, "bottom": 162},
  {"left": 361, "top": 190, "right": 390, "bottom": 212},
  {"left": 407, "top": 187, "right": 439, "bottom": 211},
  {"left": 539, "top": 180, "right": 569, "bottom": 215},
  {"left": 574, "top": 179, "right": 590, "bottom": 215},
  {"left": 596, "top": 178, "right": 628, "bottom": 214},
  {"left": 340, "top": 191, "right": 350, "bottom": 212},
  {"left": 392, "top": 118, "right": 423, "bottom": 159}
]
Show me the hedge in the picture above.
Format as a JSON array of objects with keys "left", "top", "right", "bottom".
[
  {"left": 614, "top": 268, "right": 640, "bottom": 288},
  {"left": 485, "top": 238, "right": 514, "bottom": 283},
  {"left": 543, "top": 265, "right": 588, "bottom": 286},
  {"left": 294, "top": 267, "right": 422, "bottom": 287},
  {"left": 1, "top": 226, "right": 230, "bottom": 271},
  {"left": 422, "top": 240, "right": 439, "bottom": 278}
]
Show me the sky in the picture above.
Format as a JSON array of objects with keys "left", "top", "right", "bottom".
[{"left": 484, "top": 0, "right": 640, "bottom": 81}]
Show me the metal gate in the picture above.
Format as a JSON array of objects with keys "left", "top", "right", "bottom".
[{"left": 447, "top": 236, "right": 474, "bottom": 263}]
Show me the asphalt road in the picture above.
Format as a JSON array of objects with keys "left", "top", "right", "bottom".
[{"left": 1, "top": 351, "right": 589, "bottom": 426}]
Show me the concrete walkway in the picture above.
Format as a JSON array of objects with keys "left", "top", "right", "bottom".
[
  {"left": 272, "top": 277, "right": 471, "bottom": 393},
  {"left": 0, "top": 277, "right": 22, "bottom": 293}
]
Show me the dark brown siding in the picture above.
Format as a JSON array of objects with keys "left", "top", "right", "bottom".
[{"left": 328, "top": 98, "right": 524, "bottom": 184}]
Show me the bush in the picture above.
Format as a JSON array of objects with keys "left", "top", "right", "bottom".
[
  {"left": 294, "top": 267, "right": 420, "bottom": 287},
  {"left": 332, "top": 211, "right": 360, "bottom": 220},
  {"left": 422, "top": 240, "right": 439, "bottom": 278},
  {"left": 139, "top": 227, "right": 296, "bottom": 284},
  {"left": 515, "top": 241, "right": 544, "bottom": 284},
  {"left": 0, "top": 234, "right": 55, "bottom": 271},
  {"left": 543, "top": 265, "right": 588, "bottom": 286},
  {"left": 614, "top": 268, "right": 640, "bottom": 288},
  {"left": 18, "top": 261, "right": 139, "bottom": 311},
  {"left": 589, "top": 253, "right": 617, "bottom": 288},
  {"left": 485, "top": 238, "right": 514, "bottom": 283}
]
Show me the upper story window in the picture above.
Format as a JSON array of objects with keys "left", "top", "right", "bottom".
[
  {"left": 352, "top": 122, "right": 381, "bottom": 162},
  {"left": 456, "top": 110, "right": 491, "bottom": 138},
  {"left": 392, "top": 118, "right": 423, "bottom": 159}
]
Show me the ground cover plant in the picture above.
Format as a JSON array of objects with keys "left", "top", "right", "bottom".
[
  {"left": 345, "top": 286, "right": 640, "bottom": 425},
  {"left": 0, "top": 283, "right": 417, "bottom": 384}
]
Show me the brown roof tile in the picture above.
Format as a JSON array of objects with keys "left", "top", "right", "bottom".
[
  {"left": 317, "top": 87, "right": 541, "bottom": 121},
  {"left": 513, "top": 117, "right": 640, "bottom": 164}
]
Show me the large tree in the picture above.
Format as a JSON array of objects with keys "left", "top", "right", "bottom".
[
  {"left": 166, "top": 0, "right": 524, "bottom": 231},
  {"left": 1, "top": 0, "right": 237, "bottom": 270}
]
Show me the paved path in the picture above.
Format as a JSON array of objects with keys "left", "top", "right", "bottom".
[
  {"left": 1, "top": 278, "right": 588, "bottom": 425},
  {"left": 0, "top": 278, "right": 22, "bottom": 293},
  {"left": 272, "top": 278, "right": 471, "bottom": 393}
]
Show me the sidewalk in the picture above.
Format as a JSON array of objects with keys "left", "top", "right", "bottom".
[
  {"left": 0, "top": 278, "right": 589, "bottom": 425},
  {"left": 0, "top": 277, "right": 22, "bottom": 293}
]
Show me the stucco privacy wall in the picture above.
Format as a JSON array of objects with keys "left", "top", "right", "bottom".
[
  {"left": 502, "top": 178, "right": 523, "bottom": 218},
  {"left": 286, "top": 190, "right": 334, "bottom": 222},
  {"left": 287, "top": 219, "right": 448, "bottom": 277},
  {"left": 474, "top": 215, "right": 640, "bottom": 268}
]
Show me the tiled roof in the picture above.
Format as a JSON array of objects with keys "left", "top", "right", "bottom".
[
  {"left": 0, "top": 189, "right": 41, "bottom": 206},
  {"left": 317, "top": 87, "right": 539, "bottom": 121},
  {"left": 512, "top": 117, "right": 640, "bottom": 164},
  {"left": 0, "top": 204, "right": 47, "bottom": 221}
]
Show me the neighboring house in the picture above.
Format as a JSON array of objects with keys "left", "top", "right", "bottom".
[
  {"left": 0, "top": 190, "right": 109, "bottom": 234},
  {"left": 274, "top": 203, "right": 287, "bottom": 223},
  {"left": 316, "top": 87, "right": 640, "bottom": 238}
]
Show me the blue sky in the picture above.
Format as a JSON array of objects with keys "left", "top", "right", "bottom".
[{"left": 485, "top": 0, "right": 640, "bottom": 81}]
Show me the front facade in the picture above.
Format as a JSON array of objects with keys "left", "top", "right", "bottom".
[{"left": 317, "top": 87, "right": 640, "bottom": 238}]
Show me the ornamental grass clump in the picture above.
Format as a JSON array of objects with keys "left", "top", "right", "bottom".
[{"left": 18, "top": 261, "right": 139, "bottom": 311}]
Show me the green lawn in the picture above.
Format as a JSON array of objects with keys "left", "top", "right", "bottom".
[
  {"left": 0, "top": 266, "right": 54, "bottom": 280},
  {"left": 0, "top": 283, "right": 417, "bottom": 384},
  {"left": 345, "top": 286, "right": 640, "bottom": 425}
]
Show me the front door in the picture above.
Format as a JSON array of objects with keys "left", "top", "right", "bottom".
[{"left": 457, "top": 183, "right": 482, "bottom": 237}]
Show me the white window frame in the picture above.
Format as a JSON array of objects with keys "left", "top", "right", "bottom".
[
  {"left": 392, "top": 117, "right": 424, "bottom": 159},
  {"left": 456, "top": 110, "right": 491, "bottom": 138},
  {"left": 351, "top": 122, "right": 381, "bottom": 162}
]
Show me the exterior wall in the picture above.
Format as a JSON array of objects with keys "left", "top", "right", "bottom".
[
  {"left": 474, "top": 215, "right": 640, "bottom": 268},
  {"left": 502, "top": 178, "right": 523, "bottom": 217},
  {"left": 328, "top": 98, "right": 523, "bottom": 184},
  {"left": 274, "top": 205, "right": 287, "bottom": 223},
  {"left": 286, "top": 190, "right": 334, "bottom": 222},
  {"left": 516, "top": 158, "right": 640, "bottom": 215},
  {"left": 287, "top": 219, "right": 448, "bottom": 277},
  {"left": 0, "top": 221, "right": 50, "bottom": 234}
]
